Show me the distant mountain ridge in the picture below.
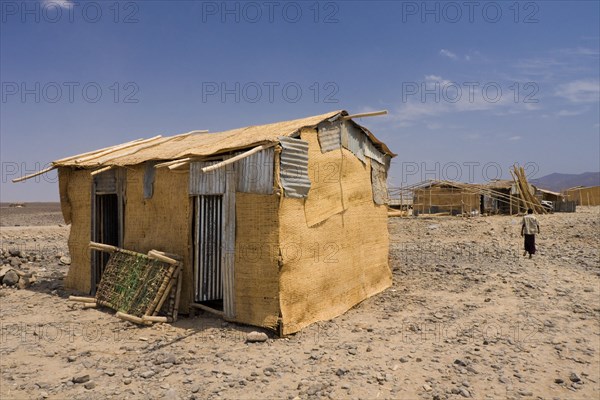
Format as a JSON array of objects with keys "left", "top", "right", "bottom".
[{"left": 531, "top": 172, "right": 600, "bottom": 192}]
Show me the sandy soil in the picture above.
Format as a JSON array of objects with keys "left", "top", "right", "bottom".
[{"left": 0, "top": 205, "right": 598, "bottom": 400}]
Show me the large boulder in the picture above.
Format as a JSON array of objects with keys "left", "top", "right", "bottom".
[
  {"left": 0, "top": 265, "right": 11, "bottom": 280},
  {"left": 3, "top": 270, "right": 19, "bottom": 286}
]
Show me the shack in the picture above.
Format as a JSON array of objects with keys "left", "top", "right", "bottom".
[
  {"left": 564, "top": 186, "right": 600, "bottom": 206},
  {"left": 14, "top": 110, "right": 395, "bottom": 335},
  {"left": 412, "top": 181, "right": 481, "bottom": 215}
]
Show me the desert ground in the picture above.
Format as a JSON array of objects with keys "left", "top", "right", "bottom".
[{"left": 0, "top": 203, "right": 598, "bottom": 400}]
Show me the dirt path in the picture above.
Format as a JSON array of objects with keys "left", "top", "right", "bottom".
[{"left": 1, "top": 207, "right": 598, "bottom": 399}]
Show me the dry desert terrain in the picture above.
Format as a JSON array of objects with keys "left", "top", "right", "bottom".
[{"left": 0, "top": 203, "right": 599, "bottom": 400}]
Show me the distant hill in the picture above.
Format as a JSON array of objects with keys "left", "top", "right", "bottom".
[{"left": 531, "top": 172, "right": 600, "bottom": 192}]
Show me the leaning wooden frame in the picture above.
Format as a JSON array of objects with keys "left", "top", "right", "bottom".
[{"left": 68, "top": 242, "right": 183, "bottom": 325}]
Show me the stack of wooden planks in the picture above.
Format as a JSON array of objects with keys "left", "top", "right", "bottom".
[{"left": 510, "top": 165, "right": 546, "bottom": 214}]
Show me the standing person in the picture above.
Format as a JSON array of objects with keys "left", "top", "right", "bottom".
[{"left": 521, "top": 209, "right": 540, "bottom": 259}]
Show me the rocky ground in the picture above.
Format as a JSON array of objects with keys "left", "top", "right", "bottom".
[{"left": 0, "top": 204, "right": 598, "bottom": 400}]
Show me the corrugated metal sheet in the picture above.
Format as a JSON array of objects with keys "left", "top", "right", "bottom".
[
  {"left": 190, "top": 161, "right": 226, "bottom": 195},
  {"left": 554, "top": 201, "right": 576, "bottom": 213},
  {"left": 94, "top": 169, "right": 116, "bottom": 193},
  {"left": 222, "top": 168, "right": 236, "bottom": 319},
  {"left": 236, "top": 147, "right": 274, "bottom": 194},
  {"left": 194, "top": 195, "right": 223, "bottom": 302},
  {"left": 364, "top": 138, "right": 387, "bottom": 166},
  {"left": 341, "top": 121, "right": 366, "bottom": 163},
  {"left": 371, "top": 161, "right": 388, "bottom": 205},
  {"left": 317, "top": 121, "right": 342, "bottom": 152},
  {"left": 278, "top": 136, "right": 311, "bottom": 198},
  {"left": 143, "top": 161, "right": 157, "bottom": 199}
]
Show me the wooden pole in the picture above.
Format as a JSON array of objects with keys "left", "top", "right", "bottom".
[
  {"left": 90, "top": 166, "right": 114, "bottom": 176},
  {"left": 116, "top": 311, "right": 152, "bottom": 325},
  {"left": 342, "top": 110, "right": 388, "bottom": 120},
  {"left": 429, "top": 188, "right": 432, "bottom": 214},
  {"left": 190, "top": 303, "right": 225, "bottom": 317},
  {"left": 73, "top": 135, "right": 163, "bottom": 164},
  {"left": 69, "top": 296, "right": 96, "bottom": 303},
  {"left": 147, "top": 250, "right": 179, "bottom": 265},
  {"left": 12, "top": 165, "right": 57, "bottom": 183},
  {"left": 141, "top": 315, "right": 168, "bottom": 323},
  {"left": 89, "top": 242, "right": 118, "bottom": 253},
  {"left": 201, "top": 143, "right": 276, "bottom": 173},
  {"left": 54, "top": 138, "right": 145, "bottom": 164},
  {"left": 155, "top": 158, "right": 194, "bottom": 169},
  {"left": 173, "top": 266, "right": 183, "bottom": 322}
]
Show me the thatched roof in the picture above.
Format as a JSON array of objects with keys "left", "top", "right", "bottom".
[{"left": 53, "top": 110, "right": 394, "bottom": 169}]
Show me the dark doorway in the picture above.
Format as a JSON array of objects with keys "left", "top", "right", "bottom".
[{"left": 92, "top": 193, "right": 119, "bottom": 292}]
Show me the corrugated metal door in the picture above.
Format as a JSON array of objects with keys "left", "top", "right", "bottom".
[
  {"left": 193, "top": 195, "right": 223, "bottom": 303},
  {"left": 190, "top": 160, "right": 236, "bottom": 318}
]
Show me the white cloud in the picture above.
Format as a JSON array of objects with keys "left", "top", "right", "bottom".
[
  {"left": 557, "top": 108, "right": 588, "bottom": 117},
  {"left": 439, "top": 49, "right": 458, "bottom": 60},
  {"left": 393, "top": 75, "right": 532, "bottom": 126},
  {"left": 508, "top": 136, "right": 522, "bottom": 141},
  {"left": 425, "top": 122, "right": 442, "bottom": 130},
  {"left": 42, "top": 0, "right": 74, "bottom": 9},
  {"left": 558, "top": 47, "right": 599, "bottom": 57},
  {"left": 555, "top": 80, "right": 600, "bottom": 103}
]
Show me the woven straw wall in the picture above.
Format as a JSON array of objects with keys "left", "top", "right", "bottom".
[
  {"left": 414, "top": 187, "right": 480, "bottom": 214},
  {"left": 62, "top": 168, "right": 93, "bottom": 293},
  {"left": 565, "top": 186, "right": 600, "bottom": 206},
  {"left": 233, "top": 192, "right": 280, "bottom": 329},
  {"left": 278, "top": 128, "right": 391, "bottom": 335},
  {"left": 123, "top": 165, "right": 192, "bottom": 312}
]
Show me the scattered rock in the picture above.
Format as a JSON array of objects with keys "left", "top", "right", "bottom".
[
  {"left": 569, "top": 372, "right": 581, "bottom": 383},
  {"left": 454, "top": 359, "right": 467, "bottom": 367},
  {"left": 157, "top": 353, "right": 177, "bottom": 365},
  {"left": 2, "top": 270, "right": 19, "bottom": 286},
  {"left": 554, "top": 378, "right": 564, "bottom": 384},
  {"left": 307, "top": 383, "right": 324, "bottom": 396},
  {"left": 0, "top": 265, "right": 12, "bottom": 280},
  {"left": 84, "top": 381, "right": 96, "bottom": 390},
  {"left": 140, "top": 370, "right": 156, "bottom": 379},
  {"left": 17, "top": 276, "right": 30, "bottom": 289},
  {"left": 59, "top": 256, "right": 71, "bottom": 265},
  {"left": 246, "top": 331, "right": 268, "bottom": 343},
  {"left": 163, "top": 388, "right": 179, "bottom": 399},
  {"left": 72, "top": 375, "right": 90, "bottom": 384},
  {"left": 8, "top": 249, "right": 21, "bottom": 257}
]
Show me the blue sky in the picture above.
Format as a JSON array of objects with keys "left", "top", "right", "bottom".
[{"left": 1, "top": 0, "right": 599, "bottom": 201}]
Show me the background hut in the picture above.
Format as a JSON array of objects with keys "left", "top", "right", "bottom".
[
  {"left": 564, "top": 186, "right": 600, "bottom": 206},
  {"left": 412, "top": 181, "right": 481, "bottom": 216}
]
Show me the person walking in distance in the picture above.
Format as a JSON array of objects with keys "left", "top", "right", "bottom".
[{"left": 521, "top": 209, "right": 540, "bottom": 259}]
